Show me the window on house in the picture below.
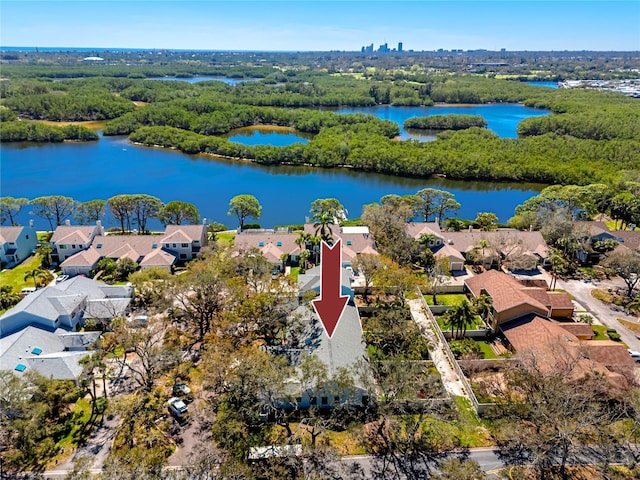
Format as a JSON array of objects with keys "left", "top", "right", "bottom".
[
  {"left": 172, "top": 243, "right": 177, "bottom": 248},
  {"left": 31, "top": 347, "right": 42, "bottom": 355},
  {"left": 296, "top": 396, "right": 302, "bottom": 404},
  {"left": 15, "top": 364, "right": 27, "bottom": 372},
  {"left": 321, "top": 396, "right": 328, "bottom": 405},
  {"left": 346, "top": 240, "right": 352, "bottom": 245},
  {"left": 96, "top": 243, "right": 102, "bottom": 249},
  {"left": 71, "top": 244, "right": 76, "bottom": 248},
  {"left": 276, "top": 241, "right": 282, "bottom": 246},
  {"left": 310, "top": 397, "right": 317, "bottom": 406},
  {"left": 334, "top": 395, "right": 340, "bottom": 403},
  {"left": 152, "top": 243, "right": 157, "bottom": 249},
  {"left": 25, "top": 235, "right": 29, "bottom": 240},
  {"left": 181, "top": 243, "right": 188, "bottom": 247},
  {"left": 258, "top": 241, "right": 264, "bottom": 247},
  {"left": 59, "top": 245, "right": 66, "bottom": 249},
  {"left": 180, "top": 254, "right": 187, "bottom": 259}
]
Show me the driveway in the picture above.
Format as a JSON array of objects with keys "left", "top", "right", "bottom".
[{"left": 555, "top": 277, "right": 640, "bottom": 351}]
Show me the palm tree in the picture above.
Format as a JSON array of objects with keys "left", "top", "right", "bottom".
[
  {"left": 313, "top": 212, "right": 335, "bottom": 245},
  {"left": 472, "top": 294, "right": 493, "bottom": 322},
  {"left": 299, "top": 249, "right": 310, "bottom": 271},
  {"left": 444, "top": 300, "right": 477, "bottom": 339},
  {"left": 24, "top": 268, "right": 47, "bottom": 289},
  {"left": 477, "top": 239, "right": 491, "bottom": 268}
]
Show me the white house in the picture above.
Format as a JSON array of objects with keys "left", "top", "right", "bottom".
[
  {"left": 50, "top": 221, "right": 104, "bottom": 264},
  {"left": 160, "top": 224, "right": 208, "bottom": 262},
  {"left": 0, "top": 276, "right": 132, "bottom": 337},
  {"left": 0, "top": 224, "right": 37, "bottom": 268}
]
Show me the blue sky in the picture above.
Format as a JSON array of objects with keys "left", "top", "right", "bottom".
[{"left": 1, "top": 1, "right": 639, "bottom": 51}]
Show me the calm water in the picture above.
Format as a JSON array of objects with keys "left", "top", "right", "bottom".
[
  {"left": 227, "top": 103, "right": 551, "bottom": 146},
  {"left": 332, "top": 104, "right": 549, "bottom": 139},
  {"left": 525, "top": 81, "right": 559, "bottom": 89},
  {"left": 1, "top": 133, "right": 544, "bottom": 229},
  {"left": 149, "top": 76, "right": 260, "bottom": 85},
  {"left": 225, "top": 128, "right": 311, "bottom": 146}
]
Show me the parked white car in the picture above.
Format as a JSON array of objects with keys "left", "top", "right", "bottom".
[
  {"left": 167, "top": 397, "right": 188, "bottom": 417},
  {"left": 628, "top": 350, "right": 640, "bottom": 363}
]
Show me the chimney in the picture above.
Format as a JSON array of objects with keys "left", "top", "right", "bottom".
[
  {"left": 65, "top": 219, "right": 71, "bottom": 226},
  {"left": 468, "top": 225, "right": 472, "bottom": 232},
  {"left": 202, "top": 217, "right": 207, "bottom": 225}
]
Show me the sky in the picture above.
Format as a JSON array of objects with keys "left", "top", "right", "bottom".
[{"left": 1, "top": 0, "right": 639, "bottom": 52}]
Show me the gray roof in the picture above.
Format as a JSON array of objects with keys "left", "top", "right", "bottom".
[
  {"left": 58, "top": 331, "right": 102, "bottom": 350},
  {"left": 0, "top": 276, "right": 132, "bottom": 337},
  {"left": 27, "top": 352, "right": 89, "bottom": 381},
  {"left": 0, "top": 325, "right": 66, "bottom": 374},
  {"left": 85, "top": 298, "right": 131, "bottom": 319},
  {"left": 294, "top": 266, "right": 367, "bottom": 377}
]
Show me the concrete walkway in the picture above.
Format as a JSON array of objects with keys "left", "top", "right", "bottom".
[{"left": 407, "top": 298, "right": 468, "bottom": 399}]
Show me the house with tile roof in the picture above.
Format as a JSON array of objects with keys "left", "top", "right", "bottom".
[
  {"left": 302, "top": 224, "right": 376, "bottom": 266},
  {"left": 50, "top": 221, "right": 104, "bottom": 263},
  {"left": 160, "top": 224, "right": 208, "bottom": 262},
  {"left": 233, "top": 229, "right": 301, "bottom": 267},
  {"left": 440, "top": 229, "right": 550, "bottom": 270},
  {"left": 572, "top": 222, "right": 640, "bottom": 263},
  {"left": 0, "top": 224, "right": 37, "bottom": 268},
  {"left": 60, "top": 234, "right": 176, "bottom": 276},
  {"left": 465, "top": 270, "right": 552, "bottom": 328},
  {"left": 500, "top": 314, "right": 633, "bottom": 386}
]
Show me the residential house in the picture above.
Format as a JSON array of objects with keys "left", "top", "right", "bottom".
[
  {"left": 60, "top": 234, "right": 176, "bottom": 276},
  {"left": 275, "top": 265, "right": 370, "bottom": 410},
  {"left": 573, "top": 221, "right": 619, "bottom": 263},
  {"left": 302, "top": 224, "right": 377, "bottom": 266},
  {"left": 0, "top": 223, "right": 37, "bottom": 268},
  {"left": 160, "top": 224, "right": 208, "bottom": 262},
  {"left": 233, "top": 229, "right": 301, "bottom": 268},
  {"left": 0, "top": 277, "right": 131, "bottom": 382},
  {"left": 405, "top": 222, "right": 445, "bottom": 246},
  {"left": 464, "top": 269, "right": 574, "bottom": 329},
  {"left": 434, "top": 244, "right": 466, "bottom": 272},
  {"left": 50, "top": 221, "right": 104, "bottom": 264},
  {"left": 500, "top": 315, "right": 634, "bottom": 386},
  {"left": 0, "top": 276, "right": 132, "bottom": 337},
  {"left": 441, "top": 230, "right": 550, "bottom": 270}
]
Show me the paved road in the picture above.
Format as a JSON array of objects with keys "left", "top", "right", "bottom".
[{"left": 556, "top": 277, "right": 640, "bottom": 351}]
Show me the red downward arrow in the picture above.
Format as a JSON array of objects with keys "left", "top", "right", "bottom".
[{"left": 312, "top": 238, "right": 349, "bottom": 339}]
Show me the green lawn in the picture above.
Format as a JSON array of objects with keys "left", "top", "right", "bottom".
[
  {"left": 0, "top": 255, "right": 44, "bottom": 292},
  {"left": 215, "top": 231, "right": 236, "bottom": 246},
  {"left": 289, "top": 266, "right": 300, "bottom": 283},
  {"left": 591, "top": 324, "right": 609, "bottom": 340},
  {"left": 424, "top": 293, "right": 469, "bottom": 306},
  {"left": 475, "top": 340, "right": 499, "bottom": 359}
]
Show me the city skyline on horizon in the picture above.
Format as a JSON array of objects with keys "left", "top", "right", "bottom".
[{"left": 1, "top": 1, "right": 639, "bottom": 53}]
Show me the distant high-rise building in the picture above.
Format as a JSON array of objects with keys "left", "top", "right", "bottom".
[
  {"left": 378, "top": 43, "right": 389, "bottom": 53},
  {"left": 398, "top": 42, "right": 403, "bottom": 52}
]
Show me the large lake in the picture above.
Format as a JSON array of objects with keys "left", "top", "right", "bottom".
[
  {"left": 332, "top": 104, "right": 549, "bottom": 139},
  {"left": 149, "top": 76, "right": 260, "bottom": 85},
  {"left": 2, "top": 130, "right": 545, "bottom": 229}
]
